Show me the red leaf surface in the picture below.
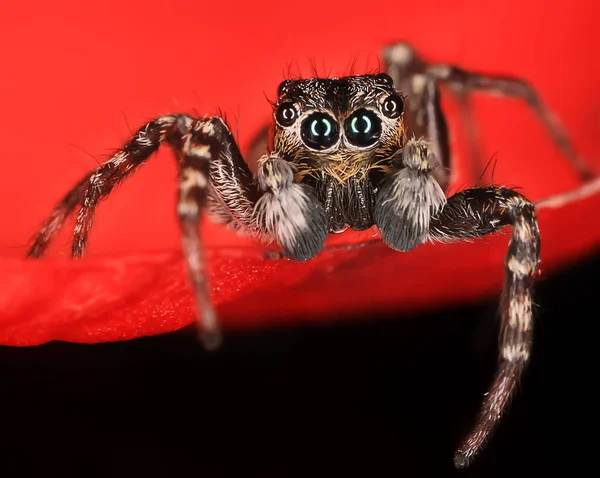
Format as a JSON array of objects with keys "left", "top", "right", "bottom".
[
  {"left": 2, "top": 182, "right": 600, "bottom": 346},
  {"left": 1, "top": 1, "right": 598, "bottom": 346}
]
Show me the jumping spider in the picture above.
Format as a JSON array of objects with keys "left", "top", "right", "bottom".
[{"left": 28, "top": 42, "right": 593, "bottom": 468}]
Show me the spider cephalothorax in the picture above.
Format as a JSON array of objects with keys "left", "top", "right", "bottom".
[
  {"left": 270, "top": 74, "right": 407, "bottom": 233},
  {"left": 252, "top": 73, "right": 447, "bottom": 259},
  {"left": 27, "top": 42, "right": 594, "bottom": 469}
]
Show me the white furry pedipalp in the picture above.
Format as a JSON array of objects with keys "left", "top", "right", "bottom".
[
  {"left": 253, "top": 157, "right": 313, "bottom": 252},
  {"left": 375, "top": 138, "right": 447, "bottom": 251}
]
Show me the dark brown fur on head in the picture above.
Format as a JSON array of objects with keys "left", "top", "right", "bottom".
[{"left": 270, "top": 74, "right": 406, "bottom": 184}]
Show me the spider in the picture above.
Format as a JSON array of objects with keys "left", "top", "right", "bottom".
[{"left": 27, "top": 42, "right": 593, "bottom": 468}]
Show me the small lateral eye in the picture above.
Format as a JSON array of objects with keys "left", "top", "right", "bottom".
[
  {"left": 382, "top": 94, "right": 404, "bottom": 119},
  {"left": 375, "top": 73, "right": 394, "bottom": 86},
  {"left": 276, "top": 102, "right": 298, "bottom": 126}
]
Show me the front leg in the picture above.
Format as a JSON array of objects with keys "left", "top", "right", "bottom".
[
  {"left": 374, "top": 138, "right": 447, "bottom": 251},
  {"left": 27, "top": 114, "right": 264, "bottom": 349},
  {"left": 254, "top": 156, "right": 328, "bottom": 261},
  {"left": 429, "top": 187, "right": 541, "bottom": 468},
  {"left": 175, "top": 116, "right": 261, "bottom": 349}
]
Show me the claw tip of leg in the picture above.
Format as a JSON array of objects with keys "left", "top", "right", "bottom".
[
  {"left": 200, "top": 328, "right": 223, "bottom": 351},
  {"left": 453, "top": 451, "right": 472, "bottom": 470}
]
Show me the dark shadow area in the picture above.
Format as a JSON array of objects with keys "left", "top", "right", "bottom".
[{"left": 1, "top": 252, "right": 596, "bottom": 477}]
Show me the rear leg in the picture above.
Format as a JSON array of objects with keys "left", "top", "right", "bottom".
[
  {"left": 438, "top": 65, "right": 595, "bottom": 181},
  {"left": 383, "top": 44, "right": 453, "bottom": 191},
  {"left": 383, "top": 42, "right": 595, "bottom": 183}
]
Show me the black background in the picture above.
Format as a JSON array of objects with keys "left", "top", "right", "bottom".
[{"left": 1, "top": 252, "right": 595, "bottom": 477}]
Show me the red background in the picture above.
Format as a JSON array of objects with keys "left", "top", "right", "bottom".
[{"left": 0, "top": 1, "right": 599, "bottom": 344}]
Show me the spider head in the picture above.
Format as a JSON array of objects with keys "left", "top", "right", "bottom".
[{"left": 271, "top": 74, "right": 405, "bottom": 183}]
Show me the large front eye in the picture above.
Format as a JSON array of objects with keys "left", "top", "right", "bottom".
[
  {"left": 344, "top": 109, "right": 382, "bottom": 147},
  {"left": 301, "top": 112, "right": 339, "bottom": 150},
  {"left": 276, "top": 102, "right": 298, "bottom": 126}
]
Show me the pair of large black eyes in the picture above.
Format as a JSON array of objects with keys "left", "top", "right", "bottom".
[
  {"left": 299, "top": 109, "right": 389, "bottom": 149},
  {"left": 299, "top": 110, "right": 381, "bottom": 149}
]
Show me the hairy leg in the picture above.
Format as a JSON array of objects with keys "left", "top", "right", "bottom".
[
  {"left": 383, "top": 42, "right": 594, "bottom": 183},
  {"left": 27, "top": 114, "right": 264, "bottom": 346},
  {"left": 430, "top": 65, "right": 595, "bottom": 181},
  {"left": 383, "top": 44, "right": 453, "bottom": 190},
  {"left": 244, "top": 123, "right": 271, "bottom": 173},
  {"left": 28, "top": 115, "right": 193, "bottom": 258},
  {"left": 176, "top": 117, "right": 259, "bottom": 348},
  {"left": 429, "top": 187, "right": 541, "bottom": 468},
  {"left": 406, "top": 77, "right": 453, "bottom": 190},
  {"left": 373, "top": 125, "right": 540, "bottom": 467}
]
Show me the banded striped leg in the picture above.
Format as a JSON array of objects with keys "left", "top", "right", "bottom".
[
  {"left": 405, "top": 76, "right": 453, "bottom": 191},
  {"left": 383, "top": 42, "right": 594, "bottom": 183},
  {"left": 27, "top": 114, "right": 263, "bottom": 348},
  {"left": 175, "top": 117, "right": 261, "bottom": 348},
  {"left": 428, "top": 187, "right": 541, "bottom": 468},
  {"left": 27, "top": 115, "right": 195, "bottom": 258},
  {"left": 437, "top": 66, "right": 595, "bottom": 181}
]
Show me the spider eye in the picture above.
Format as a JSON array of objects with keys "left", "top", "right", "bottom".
[
  {"left": 344, "top": 109, "right": 382, "bottom": 147},
  {"left": 382, "top": 94, "right": 404, "bottom": 119},
  {"left": 301, "top": 112, "right": 339, "bottom": 150},
  {"left": 276, "top": 102, "right": 298, "bottom": 127},
  {"left": 375, "top": 73, "right": 394, "bottom": 87}
]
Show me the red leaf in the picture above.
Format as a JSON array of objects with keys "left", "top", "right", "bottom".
[{"left": 2, "top": 180, "right": 600, "bottom": 345}]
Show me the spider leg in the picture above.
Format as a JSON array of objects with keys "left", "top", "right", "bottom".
[
  {"left": 244, "top": 123, "right": 271, "bottom": 172},
  {"left": 383, "top": 42, "right": 595, "bottom": 183},
  {"left": 27, "top": 115, "right": 195, "bottom": 257},
  {"left": 383, "top": 44, "right": 453, "bottom": 191},
  {"left": 27, "top": 114, "right": 267, "bottom": 347},
  {"left": 407, "top": 77, "right": 454, "bottom": 191},
  {"left": 431, "top": 65, "right": 595, "bottom": 181},
  {"left": 175, "top": 117, "right": 255, "bottom": 348},
  {"left": 429, "top": 187, "right": 541, "bottom": 468},
  {"left": 454, "top": 89, "right": 485, "bottom": 184}
]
